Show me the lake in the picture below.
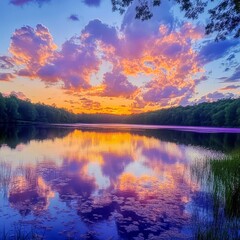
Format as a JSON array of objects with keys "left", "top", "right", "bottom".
[{"left": 0, "top": 124, "right": 240, "bottom": 240}]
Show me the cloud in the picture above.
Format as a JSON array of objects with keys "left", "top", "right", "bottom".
[
  {"left": 0, "top": 73, "right": 14, "bottom": 81},
  {"left": 194, "top": 75, "right": 208, "bottom": 84},
  {"left": 10, "top": 24, "right": 57, "bottom": 76},
  {"left": 9, "top": 91, "right": 29, "bottom": 100},
  {"left": 8, "top": 13, "right": 204, "bottom": 112},
  {"left": 0, "top": 56, "right": 14, "bottom": 69},
  {"left": 83, "top": 0, "right": 101, "bottom": 7},
  {"left": 102, "top": 69, "right": 137, "bottom": 97},
  {"left": 82, "top": 19, "right": 119, "bottom": 47},
  {"left": 10, "top": 0, "right": 50, "bottom": 6},
  {"left": 10, "top": 24, "right": 99, "bottom": 89},
  {"left": 197, "top": 91, "right": 235, "bottom": 103},
  {"left": 221, "top": 85, "right": 240, "bottom": 90},
  {"left": 38, "top": 37, "right": 100, "bottom": 88},
  {"left": 198, "top": 39, "right": 239, "bottom": 64},
  {"left": 223, "top": 66, "right": 240, "bottom": 82},
  {"left": 143, "top": 86, "right": 188, "bottom": 102},
  {"left": 9, "top": 0, "right": 232, "bottom": 113},
  {"left": 68, "top": 14, "right": 79, "bottom": 21},
  {"left": 80, "top": 98, "right": 101, "bottom": 109}
]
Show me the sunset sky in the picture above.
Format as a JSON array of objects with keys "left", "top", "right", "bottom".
[{"left": 0, "top": 0, "right": 239, "bottom": 114}]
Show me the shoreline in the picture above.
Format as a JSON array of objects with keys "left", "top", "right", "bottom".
[
  {"left": 1, "top": 121, "right": 240, "bottom": 133},
  {"left": 50, "top": 123, "right": 240, "bottom": 133}
]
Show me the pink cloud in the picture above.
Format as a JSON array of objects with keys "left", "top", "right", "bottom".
[
  {"left": 6, "top": 3, "right": 207, "bottom": 112},
  {"left": 197, "top": 91, "right": 235, "bottom": 103},
  {"left": 0, "top": 73, "right": 15, "bottom": 81},
  {"left": 38, "top": 37, "right": 100, "bottom": 88},
  {"left": 0, "top": 56, "right": 14, "bottom": 69},
  {"left": 4, "top": 91, "right": 29, "bottom": 101},
  {"left": 10, "top": 24, "right": 57, "bottom": 78},
  {"left": 80, "top": 97, "right": 101, "bottom": 109},
  {"left": 143, "top": 86, "right": 189, "bottom": 102},
  {"left": 221, "top": 85, "right": 240, "bottom": 90}
]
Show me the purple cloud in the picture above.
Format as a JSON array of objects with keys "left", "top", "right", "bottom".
[
  {"left": 224, "top": 66, "right": 240, "bottom": 82},
  {"left": 102, "top": 69, "right": 137, "bottom": 97},
  {"left": 68, "top": 14, "right": 79, "bottom": 21},
  {"left": 194, "top": 75, "right": 208, "bottom": 84},
  {"left": 221, "top": 85, "right": 240, "bottom": 90},
  {"left": 83, "top": 0, "right": 101, "bottom": 7},
  {"left": 82, "top": 19, "right": 119, "bottom": 47},
  {"left": 80, "top": 98, "right": 101, "bottom": 110},
  {"left": 143, "top": 86, "right": 188, "bottom": 102},
  {"left": 10, "top": 24, "right": 56, "bottom": 74},
  {"left": 162, "top": 43, "right": 182, "bottom": 57},
  {"left": 198, "top": 40, "right": 239, "bottom": 64},
  {"left": 10, "top": 0, "right": 50, "bottom": 6},
  {"left": 38, "top": 37, "right": 100, "bottom": 89},
  {"left": 0, "top": 73, "right": 14, "bottom": 81},
  {"left": 9, "top": 91, "right": 29, "bottom": 100},
  {"left": 197, "top": 91, "right": 235, "bottom": 103},
  {"left": 0, "top": 56, "right": 14, "bottom": 69}
]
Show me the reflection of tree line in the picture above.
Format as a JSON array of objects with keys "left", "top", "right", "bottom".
[
  {"left": 1, "top": 124, "right": 240, "bottom": 152},
  {"left": 0, "top": 124, "right": 72, "bottom": 148},
  {"left": 142, "top": 129, "right": 240, "bottom": 153}
]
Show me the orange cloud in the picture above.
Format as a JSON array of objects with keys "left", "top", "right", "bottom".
[{"left": 6, "top": 15, "right": 205, "bottom": 113}]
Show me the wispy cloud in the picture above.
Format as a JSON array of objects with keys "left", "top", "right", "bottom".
[
  {"left": 10, "top": 0, "right": 50, "bottom": 6},
  {"left": 198, "top": 40, "right": 239, "bottom": 64},
  {"left": 223, "top": 66, "right": 240, "bottom": 82},
  {"left": 0, "top": 73, "right": 15, "bottom": 82},
  {"left": 68, "top": 14, "right": 79, "bottom": 21},
  {"left": 197, "top": 91, "right": 235, "bottom": 103},
  {"left": 83, "top": 0, "right": 101, "bottom": 7},
  {"left": 221, "top": 85, "right": 240, "bottom": 90}
]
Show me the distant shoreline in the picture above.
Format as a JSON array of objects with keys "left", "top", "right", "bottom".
[
  {"left": 1, "top": 95, "right": 240, "bottom": 128},
  {"left": 42, "top": 123, "right": 240, "bottom": 133},
  {"left": 1, "top": 121, "right": 240, "bottom": 133}
]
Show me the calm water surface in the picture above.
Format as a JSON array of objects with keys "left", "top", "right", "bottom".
[{"left": 0, "top": 124, "right": 240, "bottom": 239}]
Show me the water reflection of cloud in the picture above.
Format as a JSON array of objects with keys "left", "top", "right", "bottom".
[
  {"left": 101, "top": 152, "right": 133, "bottom": 180},
  {"left": 0, "top": 128, "right": 225, "bottom": 239},
  {"left": 9, "top": 170, "right": 54, "bottom": 216}
]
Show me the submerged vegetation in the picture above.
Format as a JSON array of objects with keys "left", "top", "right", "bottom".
[
  {"left": 0, "top": 93, "right": 240, "bottom": 127},
  {"left": 191, "top": 153, "right": 240, "bottom": 240}
]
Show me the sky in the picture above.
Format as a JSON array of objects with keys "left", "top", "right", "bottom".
[{"left": 0, "top": 0, "right": 239, "bottom": 114}]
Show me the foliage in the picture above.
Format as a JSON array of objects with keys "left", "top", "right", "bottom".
[
  {"left": 112, "top": 0, "right": 240, "bottom": 40},
  {"left": 191, "top": 153, "right": 240, "bottom": 239},
  {"left": 0, "top": 93, "right": 78, "bottom": 123},
  {"left": 0, "top": 92, "right": 239, "bottom": 127},
  {"left": 126, "top": 98, "right": 240, "bottom": 127}
]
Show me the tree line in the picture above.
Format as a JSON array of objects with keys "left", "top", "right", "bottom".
[
  {"left": 0, "top": 93, "right": 78, "bottom": 123},
  {"left": 0, "top": 93, "right": 239, "bottom": 127},
  {"left": 126, "top": 98, "right": 240, "bottom": 127}
]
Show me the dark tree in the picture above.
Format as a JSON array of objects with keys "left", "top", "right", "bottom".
[
  {"left": 0, "top": 93, "right": 7, "bottom": 122},
  {"left": 5, "top": 95, "right": 20, "bottom": 121},
  {"left": 18, "top": 99, "right": 37, "bottom": 121},
  {"left": 0, "top": 92, "right": 239, "bottom": 127},
  {"left": 112, "top": 0, "right": 240, "bottom": 40}
]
